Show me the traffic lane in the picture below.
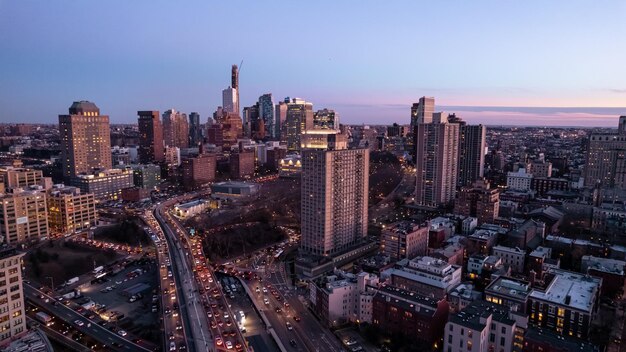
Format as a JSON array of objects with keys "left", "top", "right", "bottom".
[{"left": 25, "top": 286, "right": 147, "bottom": 351}]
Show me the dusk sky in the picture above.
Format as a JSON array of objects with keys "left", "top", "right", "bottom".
[{"left": 1, "top": 1, "right": 625, "bottom": 126}]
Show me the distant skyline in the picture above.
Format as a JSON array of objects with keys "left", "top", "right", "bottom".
[{"left": 1, "top": 1, "right": 625, "bottom": 127}]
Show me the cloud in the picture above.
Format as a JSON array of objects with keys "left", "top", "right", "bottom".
[{"left": 608, "top": 89, "right": 626, "bottom": 94}]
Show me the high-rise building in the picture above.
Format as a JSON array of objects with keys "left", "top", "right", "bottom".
[
  {"left": 162, "top": 109, "right": 189, "bottom": 149},
  {"left": 410, "top": 96, "right": 435, "bottom": 129},
  {"left": 137, "top": 111, "right": 164, "bottom": 164},
  {"left": 258, "top": 93, "right": 275, "bottom": 139},
  {"left": 131, "top": 164, "right": 161, "bottom": 189},
  {"left": 59, "top": 101, "right": 112, "bottom": 178},
  {"left": 300, "top": 134, "right": 369, "bottom": 257},
  {"left": 0, "top": 190, "right": 49, "bottom": 245},
  {"left": 0, "top": 166, "right": 47, "bottom": 191},
  {"left": 415, "top": 119, "right": 460, "bottom": 207},
  {"left": 454, "top": 179, "right": 500, "bottom": 225},
  {"left": 221, "top": 112, "right": 244, "bottom": 148},
  {"left": 222, "top": 87, "right": 238, "bottom": 114},
  {"left": 0, "top": 248, "right": 26, "bottom": 345},
  {"left": 188, "top": 112, "right": 202, "bottom": 146},
  {"left": 231, "top": 64, "right": 240, "bottom": 114},
  {"left": 313, "top": 108, "right": 339, "bottom": 130},
  {"left": 458, "top": 122, "right": 486, "bottom": 187},
  {"left": 242, "top": 104, "right": 259, "bottom": 139},
  {"left": 284, "top": 98, "right": 314, "bottom": 151},
  {"left": 380, "top": 221, "right": 429, "bottom": 261},
  {"left": 48, "top": 185, "right": 97, "bottom": 234},
  {"left": 584, "top": 116, "right": 626, "bottom": 189},
  {"left": 275, "top": 98, "right": 288, "bottom": 139},
  {"left": 71, "top": 168, "right": 134, "bottom": 201}
]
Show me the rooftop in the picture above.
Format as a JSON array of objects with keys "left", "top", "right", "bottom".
[
  {"left": 449, "top": 300, "right": 517, "bottom": 331},
  {"left": 582, "top": 255, "right": 625, "bottom": 275},
  {"left": 529, "top": 268, "right": 601, "bottom": 312},
  {"left": 2, "top": 328, "right": 54, "bottom": 352},
  {"left": 485, "top": 277, "right": 532, "bottom": 301}
]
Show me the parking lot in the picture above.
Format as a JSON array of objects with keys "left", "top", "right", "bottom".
[{"left": 78, "top": 259, "right": 160, "bottom": 342}]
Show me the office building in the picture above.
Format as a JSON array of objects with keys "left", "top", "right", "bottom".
[
  {"left": 229, "top": 150, "right": 255, "bottom": 179},
  {"left": 454, "top": 179, "right": 500, "bottom": 225},
  {"left": 410, "top": 96, "right": 435, "bottom": 129},
  {"left": 47, "top": 185, "right": 97, "bottom": 234},
  {"left": 131, "top": 164, "right": 161, "bottom": 189},
  {"left": 137, "top": 110, "right": 164, "bottom": 164},
  {"left": 491, "top": 245, "right": 526, "bottom": 273},
  {"left": 284, "top": 98, "right": 314, "bottom": 151},
  {"left": 584, "top": 116, "right": 626, "bottom": 189},
  {"left": 162, "top": 109, "right": 189, "bottom": 149},
  {"left": 507, "top": 168, "right": 533, "bottom": 191},
  {"left": 275, "top": 99, "right": 288, "bottom": 139},
  {"left": 313, "top": 108, "right": 339, "bottom": 130},
  {"left": 188, "top": 112, "right": 202, "bottom": 146},
  {"left": 300, "top": 137, "right": 369, "bottom": 257},
  {"left": 59, "top": 101, "right": 112, "bottom": 178},
  {"left": 182, "top": 153, "right": 216, "bottom": 190},
  {"left": 380, "top": 221, "right": 429, "bottom": 261},
  {"left": 458, "top": 123, "right": 486, "bottom": 187},
  {"left": 258, "top": 93, "right": 276, "bottom": 138},
  {"left": 381, "top": 256, "right": 462, "bottom": 299},
  {"left": 0, "top": 190, "right": 49, "bottom": 245},
  {"left": 528, "top": 268, "right": 601, "bottom": 339},
  {"left": 484, "top": 276, "right": 532, "bottom": 313},
  {"left": 222, "top": 86, "right": 238, "bottom": 114},
  {"left": 0, "top": 166, "right": 50, "bottom": 192},
  {"left": 529, "top": 160, "right": 553, "bottom": 178},
  {"left": 415, "top": 119, "right": 460, "bottom": 207},
  {"left": 220, "top": 112, "right": 244, "bottom": 148},
  {"left": 231, "top": 64, "right": 240, "bottom": 114},
  {"left": 70, "top": 168, "right": 134, "bottom": 201},
  {"left": 443, "top": 300, "right": 527, "bottom": 352},
  {"left": 0, "top": 248, "right": 26, "bottom": 346}
]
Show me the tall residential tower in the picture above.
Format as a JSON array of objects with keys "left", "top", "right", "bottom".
[{"left": 137, "top": 110, "right": 164, "bottom": 164}]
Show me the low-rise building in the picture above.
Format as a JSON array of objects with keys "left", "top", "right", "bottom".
[
  {"left": 70, "top": 168, "right": 134, "bottom": 201},
  {"left": 528, "top": 268, "right": 601, "bottom": 339},
  {"left": 210, "top": 181, "right": 260, "bottom": 200},
  {"left": 47, "top": 185, "right": 97, "bottom": 234},
  {"left": 229, "top": 150, "right": 255, "bottom": 179},
  {"left": 173, "top": 199, "right": 219, "bottom": 219},
  {"left": 523, "top": 327, "right": 599, "bottom": 352},
  {"left": 485, "top": 276, "right": 532, "bottom": 313},
  {"left": 581, "top": 255, "right": 625, "bottom": 297},
  {"left": 448, "top": 282, "right": 482, "bottom": 313},
  {"left": 381, "top": 256, "right": 462, "bottom": 299},
  {"left": 492, "top": 245, "right": 526, "bottom": 273},
  {"left": 380, "top": 221, "right": 429, "bottom": 261},
  {"left": 507, "top": 168, "right": 532, "bottom": 191},
  {"left": 444, "top": 300, "right": 527, "bottom": 352},
  {"left": 278, "top": 154, "right": 301, "bottom": 177}
]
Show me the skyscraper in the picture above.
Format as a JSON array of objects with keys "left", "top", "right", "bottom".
[
  {"left": 188, "top": 112, "right": 202, "bottom": 146},
  {"left": 584, "top": 116, "right": 626, "bottom": 189},
  {"left": 222, "top": 87, "right": 238, "bottom": 114},
  {"left": 162, "top": 109, "right": 189, "bottom": 149},
  {"left": 59, "top": 101, "right": 112, "bottom": 178},
  {"left": 232, "top": 64, "right": 240, "bottom": 114},
  {"left": 415, "top": 116, "right": 460, "bottom": 207},
  {"left": 137, "top": 110, "right": 164, "bottom": 164},
  {"left": 258, "top": 93, "right": 275, "bottom": 138},
  {"left": 457, "top": 120, "right": 486, "bottom": 187},
  {"left": 242, "top": 104, "right": 259, "bottom": 139},
  {"left": 284, "top": 98, "right": 314, "bottom": 151},
  {"left": 410, "top": 96, "right": 435, "bottom": 129},
  {"left": 300, "top": 132, "right": 369, "bottom": 257},
  {"left": 313, "top": 108, "right": 339, "bottom": 130},
  {"left": 275, "top": 98, "right": 288, "bottom": 139},
  {"left": 454, "top": 178, "right": 500, "bottom": 225}
]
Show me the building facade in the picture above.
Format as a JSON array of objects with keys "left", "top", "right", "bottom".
[
  {"left": 47, "top": 185, "right": 97, "bottom": 234},
  {"left": 162, "top": 109, "right": 189, "bottom": 149},
  {"left": 59, "top": 101, "right": 112, "bottom": 178},
  {"left": 70, "top": 168, "right": 134, "bottom": 201},
  {"left": 381, "top": 221, "right": 429, "bottom": 261},
  {"left": 584, "top": 116, "right": 626, "bottom": 189},
  {"left": 182, "top": 153, "right": 216, "bottom": 190},
  {"left": 0, "top": 191, "right": 48, "bottom": 245},
  {"left": 0, "top": 248, "right": 26, "bottom": 346},
  {"left": 454, "top": 179, "right": 500, "bottom": 225},
  {"left": 284, "top": 98, "right": 314, "bottom": 151},
  {"left": 137, "top": 110, "right": 164, "bottom": 164},
  {"left": 458, "top": 124, "right": 486, "bottom": 187}
]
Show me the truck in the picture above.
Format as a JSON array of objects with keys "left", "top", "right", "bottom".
[
  {"left": 35, "top": 312, "right": 54, "bottom": 326},
  {"left": 65, "top": 277, "right": 79, "bottom": 285},
  {"left": 92, "top": 266, "right": 104, "bottom": 275},
  {"left": 62, "top": 290, "right": 79, "bottom": 300}
]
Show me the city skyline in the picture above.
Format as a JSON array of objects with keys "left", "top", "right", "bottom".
[{"left": 2, "top": 1, "right": 626, "bottom": 126}]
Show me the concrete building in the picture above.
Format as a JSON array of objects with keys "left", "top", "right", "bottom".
[
  {"left": 59, "top": 101, "right": 112, "bottom": 178},
  {"left": 220, "top": 112, "right": 244, "bottom": 148},
  {"left": 0, "top": 248, "right": 26, "bottom": 346},
  {"left": 507, "top": 168, "right": 533, "bottom": 191},
  {"left": 448, "top": 282, "right": 483, "bottom": 313},
  {"left": 454, "top": 179, "right": 500, "bottom": 225},
  {"left": 529, "top": 160, "right": 553, "bottom": 178},
  {"left": 485, "top": 276, "right": 532, "bottom": 313},
  {"left": 137, "top": 110, "right": 164, "bottom": 164},
  {"left": 284, "top": 98, "right": 314, "bottom": 151},
  {"left": 0, "top": 190, "right": 48, "bottom": 245},
  {"left": 222, "top": 86, "right": 238, "bottom": 114},
  {"left": 47, "top": 185, "right": 97, "bottom": 235},
  {"left": 70, "top": 168, "right": 134, "bottom": 201},
  {"left": 380, "top": 221, "right": 429, "bottom": 261},
  {"left": 210, "top": 181, "right": 260, "bottom": 200},
  {"left": 415, "top": 119, "right": 460, "bottom": 207},
  {"left": 444, "top": 300, "right": 527, "bottom": 352},
  {"left": 162, "top": 109, "right": 189, "bottom": 149},
  {"left": 410, "top": 96, "right": 435, "bottom": 129},
  {"left": 258, "top": 93, "right": 276, "bottom": 138},
  {"left": 309, "top": 270, "right": 379, "bottom": 327},
  {"left": 528, "top": 268, "right": 601, "bottom": 339},
  {"left": 373, "top": 284, "right": 449, "bottom": 346},
  {"left": 581, "top": 255, "right": 625, "bottom": 297},
  {"left": 381, "top": 256, "right": 462, "bottom": 299},
  {"left": 492, "top": 245, "right": 526, "bottom": 273},
  {"left": 229, "top": 150, "right": 255, "bottom": 179},
  {"left": 275, "top": 99, "right": 288, "bottom": 139},
  {"left": 523, "top": 327, "right": 600, "bottom": 352},
  {"left": 457, "top": 123, "right": 486, "bottom": 187},
  {"left": 188, "top": 112, "right": 202, "bottom": 147},
  {"left": 165, "top": 146, "right": 181, "bottom": 167},
  {"left": 0, "top": 167, "right": 47, "bottom": 191},
  {"left": 300, "top": 142, "right": 369, "bottom": 257},
  {"left": 181, "top": 153, "right": 216, "bottom": 190},
  {"left": 584, "top": 116, "right": 626, "bottom": 188},
  {"left": 173, "top": 199, "right": 218, "bottom": 219}
]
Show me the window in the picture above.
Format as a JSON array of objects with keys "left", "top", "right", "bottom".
[
  {"left": 490, "top": 333, "right": 495, "bottom": 342},
  {"left": 448, "top": 335, "right": 452, "bottom": 343},
  {"left": 461, "top": 328, "right": 464, "bottom": 336},
  {"left": 500, "top": 337, "right": 505, "bottom": 346},
  {"left": 501, "top": 327, "right": 506, "bottom": 334},
  {"left": 449, "top": 325, "right": 453, "bottom": 331}
]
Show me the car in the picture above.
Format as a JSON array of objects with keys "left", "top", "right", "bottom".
[
  {"left": 262, "top": 287, "right": 268, "bottom": 293},
  {"left": 215, "top": 337, "right": 223, "bottom": 346},
  {"left": 118, "top": 330, "right": 127, "bottom": 337},
  {"left": 225, "top": 341, "right": 233, "bottom": 349},
  {"left": 223, "top": 313, "right": 229, "bottom": 319},
  {"left": 235, "top": 343, "right": 243, "bottom": 351},
  {"left": 74, "top": 319, "right": 84, "bottom": 327},
  {"left": 344, "top": 338, "right": 357, "bottom": 346},
  {"left": 293, "top": 316, "right": 301, "bottom": 322},
  {"left": 176, "top": 323, "right": 182, "bottom": 330},
  {"left": 275, "top": 307, "right": 282, "bottom": 313},
  {"left": 255, "top": 287, "right": 260, "bottom": 293},
  {"left": 263, "top": 298, "right": 269, "bottom": 305},
  {"left": 350, "top": 346, "right": 363, "bottom": 352},
  {"left": 289, "top": 339, "right": 297, "bottom": 347},
  {"left": 169, "top": 332, "right": 175, "bottom": 340},
  {"left": 286, "top": 322, "right": 293, "bottom": 331},
  {"left": 169, "top": 341, "right": 176, "bottom": 351}
]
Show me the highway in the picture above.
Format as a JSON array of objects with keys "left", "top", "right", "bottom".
[{"left": 24, "top": 284, "right": 152, "bottom": 352}]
